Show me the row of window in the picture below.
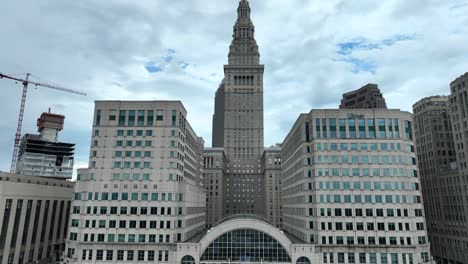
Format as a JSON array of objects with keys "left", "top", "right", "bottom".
[
  {"left": 72, "top": 205, "right": 183, "bottom": 215},
  {"left": 319, "top": 235, "right": 427, "bottom": 246},
  {"left": 314, "top": 167, "right": 417, "bottom": 178},
  {"left": 313, "top": 155, "right": 414, "bottom": 165},
  {"left": 74, "top": 249, "right": 169, "bottom": 262},
  {"left": 112, "top": 161, "right": 152, "bottom": 169},
  {"left": 70, "top": 232, "right": 178, "bottom": 244},
  {"left": 318, "top": 208, "right": 423, "bottom": 218},
  {"left": 314, "top": 142, "right": 409, "bottom": 152},
  {"left": 318, "top": 180, "right": 418, "bottom": 191},
  {"left": 115, "top": 129, "right": 153, "bottom": 137},
  {"left": 114, "top": 150, "right": 152, "bottom": 158},
  {"left": 71, "top": 218, "right": 181, "bottom": 229},
  {"left": 321, "top": 251, "right": 429, "bottom": 264},
  {"left": 317, "top": 221, "right": 424, "bottom": 232},
  {"left": 96, "top": 109, "right": 178, "bottom": 127},
  {"left": 316, "top": 194, "right": 421, "bottom": 204},
  {"left": 75, "top": 192, "right": 183, "bottom": 202},
  {"left": 311, "top": 118, "right": 412, "bottom": 140}
]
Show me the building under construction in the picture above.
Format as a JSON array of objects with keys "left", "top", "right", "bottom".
[{"left": 15, "top": 111, "right": 74, "bottom": 179}]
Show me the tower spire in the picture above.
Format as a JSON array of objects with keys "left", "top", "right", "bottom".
[{"left": 228, "top": 0, "right": 260, "bottom": 65}]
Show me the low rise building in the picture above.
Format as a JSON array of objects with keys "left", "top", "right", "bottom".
[{"left": 0, "top": 172, "right": 74, "bottom": 264}]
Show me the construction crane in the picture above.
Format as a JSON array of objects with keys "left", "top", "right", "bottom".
[{"left": 0, "top": 72, "right": 87, "bottom": 173}]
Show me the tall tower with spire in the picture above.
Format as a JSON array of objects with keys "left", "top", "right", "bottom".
[{"left": 212, "top": 0, "right": 265, "bottom": 217}]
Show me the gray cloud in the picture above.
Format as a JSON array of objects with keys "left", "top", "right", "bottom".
[{"left": 0, "top": 0, "right": 467, "bottom": 175}]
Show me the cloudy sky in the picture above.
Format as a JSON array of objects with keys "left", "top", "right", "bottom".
[{"left": 1, "top": 0, "right": 467, "bottom": 176}]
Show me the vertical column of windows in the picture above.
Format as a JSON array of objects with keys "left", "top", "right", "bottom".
[
  {"left": 368, "top": 119, "right": 376, "bottom": 138},
  {"left": 21, "top": 200, "right": 33, "bottom": 246},
  {"left": 128, "top": 110, "right": 135, "bottom": 126},
  {"left": 118, "top": 110, "right": 126, "bottom": 126},
  {"left": 9, "top": 200, "right": 23, "bottom": 260},
  {"left": 137, "top": 110, "right": 145, "bottom": 126},
  {"left": 358, "top": 119, "right": 366, "bottom": 138},
  {"left": 56, "top": 201, "right": 64, "bottom": 240},
  {"left": 95, "top": 110, "right": 101, "bottom": 126},
  {"left": 147, "top": 110, "right": 154, "bottom": 126},
  {"left": 322, "top": 118, "right": 328, "bottom": 138},
  {"left": 349, "top": 118, "right": 356, "bottom": 138},
  {"left": 0, "top": 199, "right": 13, "bottom": 253},
  {"left": 329, "top": 119, "right": 337, "bottom": 138},
  {"left": 339, "top": 119, "right": 347, "bottom": 138}
]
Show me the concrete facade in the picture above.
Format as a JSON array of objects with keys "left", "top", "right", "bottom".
[
  {"left": 445, "top": 72, "right": 468, "bottom": 263},
  {"left": 202, "top": 148, "right": 226, "bottom": 228},
  {"left": 262, "top": 146, "right": 283, "bottom": 228},
  {"left": 211, "top": 0, "right": 265, "bottom": 217},
  {"left": 413, "top": 96, "right": 466, "bottom": 263},
  {"left": 281, "top": 109, "right": 433, "bottom": 263},
  {"left": 64, "top": 101, "right": 206, "bottom": 263},
  {"left": 340, "top": 84, "right": 388, "bottom": 110},
  {"left": 0, "top": 172, "right": 74, "bottom": 264}
]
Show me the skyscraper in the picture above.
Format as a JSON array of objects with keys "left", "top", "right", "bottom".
[
  {"left": 212, "top": 0, "right": 265, "bottom": 216},
  {"left": 447, "top": 72, "right": 468, "bottom": 263},
  {"left": 339, "top": 84, "right": 388, "bottom": 110},
  {"left": 413, "top": 96, "right": 466, "bottom": 263}
]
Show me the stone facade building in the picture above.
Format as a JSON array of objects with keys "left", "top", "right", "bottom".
[
  {"left": 413, "top": 96, "right": 465, "bottom": 263},
  {"left": 203, "top": 148, "right": 226, "bottom": 228},
  {"left": 281, "top": 109, "right": 432, "bottom": 263},
  {"left": 262, "top": 146, "right": 283, "bottom": 228},
  {"left": 339, "top": 84, "right": 387, "bottom": 110},
  {"left": 211, "top": 0, "right": 265, "bottom": 217},
  {"left": 0, "top": 172, "right": 74, "bottom": 264},
  {"left": 64, "top": 101, "right": 206, "bottom": 263},
  {"left": 446, "top": 73, "right": 468, "bottom": 263}
]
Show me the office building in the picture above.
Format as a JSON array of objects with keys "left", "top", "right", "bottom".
[
  {"left": 262, "top": 145, "right": 282, "bottom": 228},
  {"left": 413, "top": 96, "right": 466, "bottom": 263},
  {"left": 203, "top": 148, "right": 226, "bottom": 228},
  {"left": 449, "top": 72, "right": 468, "bottom": 175},
  {"left": 16, "top": 111, "right": 75, "bottom": 179},
  {"left": 211, "top": 0, "right": 265, "bottom": 217},
  {"left": 339, "top": 84, "right": 387, "bottom": 110},
  {"left": 281, "top": 109, "right": 432, "bottom": 263},
  {"left": 64, "top": 101, "right": 206, "bottom": 263},
  {"left": 0, "top": 172, "right": 74, "bottom": 264},
  {"left": 445, "top": 72, "right": 468, "bottom": 263}
]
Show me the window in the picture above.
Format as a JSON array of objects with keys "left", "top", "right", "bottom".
[
  {"left": 127, "top": 251, "right": 134, "bottom": 261},
  {"left": 96, "top": 250, "right": 103, "bottom": 260},
  {"left": 117, "top": 250, "right": 124, "bottom": 261},
  {"left": 138, "top": 250, "right": 145, "bottom": 261},
  {"left": 106, "top": 250, "right": 113, "bottom": 261},
  {"left": 200, "top": 229, "right": 291, "bottom": 262}
]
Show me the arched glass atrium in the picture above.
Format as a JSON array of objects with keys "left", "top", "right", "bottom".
[{"left": 200, "top": 229, "right": 291, "bottom": 263}]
